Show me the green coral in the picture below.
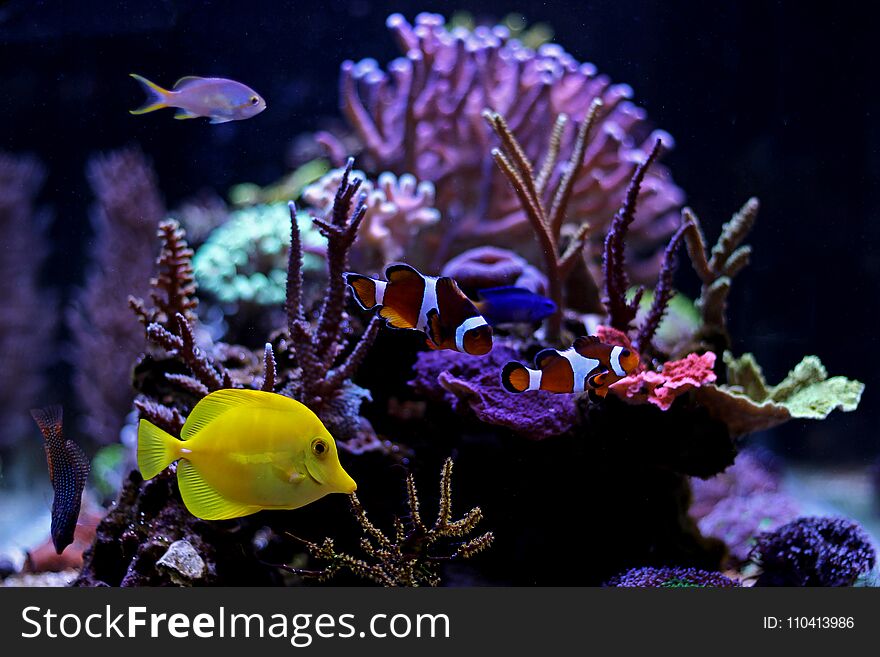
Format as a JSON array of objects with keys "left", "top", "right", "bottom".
[
  {"left": 724, "top": 352, "right": 864, "bottom": 419},
  {"left": 193, "top": 202, "right": 326, "bottom": 306},
  {"left": 228, "top": 158, "right": 329, "bottom": 207},
  {"left": 694, "top": 352, "right": 864, "bottom": 437}
]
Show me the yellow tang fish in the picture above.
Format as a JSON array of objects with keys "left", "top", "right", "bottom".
[
  {"left": 129, "top": 73, "right": 266, "bottom": 124},
  {"left": 137, "top": 389, "right": 356, "bottom": 520}
]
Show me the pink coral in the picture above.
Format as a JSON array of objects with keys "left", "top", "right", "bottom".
[{"left": 611, "top": 351, "right": 717, "bottom": 411}]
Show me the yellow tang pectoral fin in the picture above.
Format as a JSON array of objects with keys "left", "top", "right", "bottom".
[{"left": 177, "top": 460, "right": 261, "bottom": 520}]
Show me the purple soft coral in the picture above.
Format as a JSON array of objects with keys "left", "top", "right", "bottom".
[
  {"left": 605, "top": 566, "right": 739, "bottom": 588},
  {"left": 341, "top": 13, "right": 683, "bottom": 274},
  {"left": 410, "top": 346, "right": 578, "bottom": 440}
]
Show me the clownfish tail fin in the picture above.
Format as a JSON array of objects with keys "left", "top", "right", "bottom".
[
  {"left": 345, "top": 272, "right": 383, "bottom": 310},
  {"left": 501, "top": 361, "right": 532, "bottom": 393}
]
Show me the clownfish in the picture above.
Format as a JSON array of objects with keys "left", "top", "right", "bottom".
[
  {"left": 344, "top": 263, "right": 493, "bottom": 355},
  {"left": 501, "top": 336, "right": 640, "bottom": 398}
]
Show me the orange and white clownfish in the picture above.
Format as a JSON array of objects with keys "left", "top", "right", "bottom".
[
  {"left": 501, "top": 336, "right": 640, "bottom": 399},
  {"left": 344, "top": 263, "right": 494, "bottom": 356}
]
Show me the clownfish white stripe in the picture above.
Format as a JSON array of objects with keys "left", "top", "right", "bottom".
[
  {"left": 610, "top": 346, "right": 626, "bottom": 377},
  {"left": 527, "top": 367, "right": 542, "bottom": 391},
  {"left": 416, "top": 276, "right": 438, "bottom": 333},
  {"left": 561, "top": 349, "right": 599, "bottom": 394},
  {"left": 455, "top": 316, "right": 489, "bottom": 352},
  {"left": 374, "top": 280, "right": 386, "bottom": 306}
]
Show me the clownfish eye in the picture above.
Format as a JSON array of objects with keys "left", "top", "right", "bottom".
[
  {"left": 621, "top": 349, "right": 631, "bottom": 357},
  {"left": 250, "top": 96, "right": 259, "bottom": 105},
  {"left": 311, "top": 438, "right": 328, "bottom": 456}
]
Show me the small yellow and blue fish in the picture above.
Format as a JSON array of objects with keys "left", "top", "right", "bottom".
[
  {"left": 137, "top": 389, "right": 356, "bottom": 520},
  {"left": 501, "top": 336, "right": 640, "bottom": 399},
  {"left": 473, "top": 286, "right": 557, "bottom": 326},
  {"left": 345, "top": 263, "right": 493, "bottom": 355},
  {"left": 30, "top": 406, "right": 90, "bottom": 555},
  {"left": 129, "top": 73, "right": 266, "bottom": 124}
]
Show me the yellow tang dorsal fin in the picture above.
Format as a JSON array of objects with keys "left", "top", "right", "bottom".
[
  {"left": 174, "top": 75, "right": 205, "bottom": 89},
  {"left": 177, "top": 460, "right": 262, "bottom": 520},
  {"left": 181, "top": 388, "right": 306, "bottom": 440}
]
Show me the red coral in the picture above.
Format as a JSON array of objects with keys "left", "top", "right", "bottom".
[{"left": 611, "top": 351, "right": 717, "bottom": 411}]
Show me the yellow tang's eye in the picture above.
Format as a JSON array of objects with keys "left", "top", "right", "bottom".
[
  {"left": 311, "top": 438, "right": 328, "bottom": 457},
  {"left": 250, "top": 96, "right": 259, "bottom": 105}
]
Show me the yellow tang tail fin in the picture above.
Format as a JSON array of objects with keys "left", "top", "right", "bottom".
[
  {"left": 137, "top": 419, "right": 181, "bottom": 479},
  {"left": 129, "top": 73, "right": 171, "bottom": 115}
]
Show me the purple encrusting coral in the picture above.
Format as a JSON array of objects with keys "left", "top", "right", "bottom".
[
  {"left": 0, "top": 153, "right": 54, "bottom": 446},
  {"left": 340, "top": 13, "right": 684, "bottom": 274},
  {"left": 605, "top": 566, "right": 739, "bottom": 587},
  {"left": 750, "top": 517, "right": 877, "bottom": 587},
  {"left": 410, "top": 346, "right": 578, "bottom": 440},
  {"left": 68, "top": 148, "right": 165, "bottom": 443}
]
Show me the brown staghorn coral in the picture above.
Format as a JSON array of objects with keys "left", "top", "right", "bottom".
[
  {"left": 68, "top": 147, "right": 165, "bottom": 444},
  {"left": 340, "top": 13, "right": 683, "bottom": 272},
  {"left": 677, "top": 198, "right": 759, "bottom": 356},
  {"left": 484, "top": 103, "right": 604, "bottom": 344},
  {"left": 283, "top": 458, "right": 494, "bottom": 586},
  {"left": 0, "top": 153, "right": 54, "bottom": 446}
]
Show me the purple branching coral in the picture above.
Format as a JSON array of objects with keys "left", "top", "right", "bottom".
[
  {"left": 749, "top": 517, "right": 877, "bottom": 587},
  {"left": 69, "top": 147, "right": 165, "bottom": 443},
  {"left": 134, "top": 159, "right": 379, "bottom": 444},
  {"left": 411, "top": 345, "right": 578, "bottom": 440},
  {"left": 605, "top": 566, "right": 739, "bottom": 588},
  {"left": 340, "top": 13, "right": 683, "bottom": 274},
  {"left": 0, "top": 153, "right": 54, "bottom": 446}
]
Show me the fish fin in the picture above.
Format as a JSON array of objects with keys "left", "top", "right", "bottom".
[
  {"left": 426, "top": 308, "right": 443, "bottom": 345},
  {"left": 477, "top": 285, "right": 528, "bottom": 299},
  {"left": 181, "top": 389, "right": 302, "bottom": 440},
  {"left": 177, "top": 460, "right": 262, "bottom": 520},
  {"left": 574, "top": 335, "right": 601, "bottom": 348},
  {"left": 384, "top": 262, "right": 423, "bottom": 283},
  {"left": 588, "top": 371, "right": 610, "bottom": 389},
  {"left": 501, "top": 361, "right": 530, "bottom": 393},
  {"left": 588, "top": 389, "right": 603, "bottom": 403},
  {"left": 173, "top": 75, "right": 204, "bottom": 89},
  {"left": 174, "top": 109, "right": 199, "bottom": 120},
  {"left": 137, "top": 419, "right": 180, "bottom": 480},
  {"left": 344, "top": 272, "right": 379, "bottom": 310},
  {"left": 209, "top": 116, "right": 234, "bottom": 124},
  {"left": 425, "top": 338, "right": 441, "bottom": 350},
  {"left": 379, "top": 304, "right": 415, "bottom": 330},
  {"left": 129, "top": 73, "right": 170, "bottom": 114},
  {"left": 535, "top": 348, "right": 563, "bottom": 369}
]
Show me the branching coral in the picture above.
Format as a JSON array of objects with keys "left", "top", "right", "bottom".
[
  {"left": 69, "top": 147, "right": 165, "bottom": 443},
  {"left": 484, "top": 103, "right": 604, "bottom": 342},
  {"left": 605, "top": 566, "right": 739, "bottom": 587},
  {"left": 750, "top": 517, "right": 877, "bottom": 586},
  {"left": 302, "top": 165, "right": 439, "bottom": 272},
  {"left": 341, "top": 13, "right": 683, "bottom": 273},
  {"left": 678, "top": 198, "right": 759, "bottom": 355},
  {"left": 284, "top": 458, "right": 494, "bottom": 586},
  {"left": 0, "top": 153, "right": 54, "bottom": 446},
  {"left": 694, "top": 352, "right": 864, "bottom": 437}
]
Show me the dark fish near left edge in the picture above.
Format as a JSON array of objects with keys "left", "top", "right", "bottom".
[{"left": 30, "top": 406, "right": 90, "bottom": 555}]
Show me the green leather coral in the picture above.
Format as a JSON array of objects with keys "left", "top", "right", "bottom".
[
  {"left": 193, "top": 202, "right": 326, "bottom": 305},
  {"left": 695, "top": 352, "right": 864, "bottom": 436}
]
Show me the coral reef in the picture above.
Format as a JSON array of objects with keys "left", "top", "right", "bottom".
[
  {"left": 695, "top": 352, "right": 864, "bottom": 437},
  {"left": 440, "top": 246, "right": 547, "bottom": 295},
  {"left": 69, "top": 147, "right": 165, "bottom": 443},
  {"left": 605, "top": 566, "right": 739, "bottom": 588},
  {"left": 192, "top": 202, "right": 326, "bottom": 306},
  {"left": 0, "top": 152, "right": 54, "bottom": 446},
  {"left": 340, "top": 13, "right": 683, "bottom": 273},
  {"left": 750, "top": 517, "right": 877, "bottom": 587},
  {"left": 411, "top": 345, "right": 579, "bottom": 441},
  {"left": 283, "top": 459, "right": 493, "bottom": 586},
  {"left": 303, "top": 166, "right": 439, "bottom": 273},
  {"left": 611, "top": 351, "right": 718, "bottom": 411}
]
